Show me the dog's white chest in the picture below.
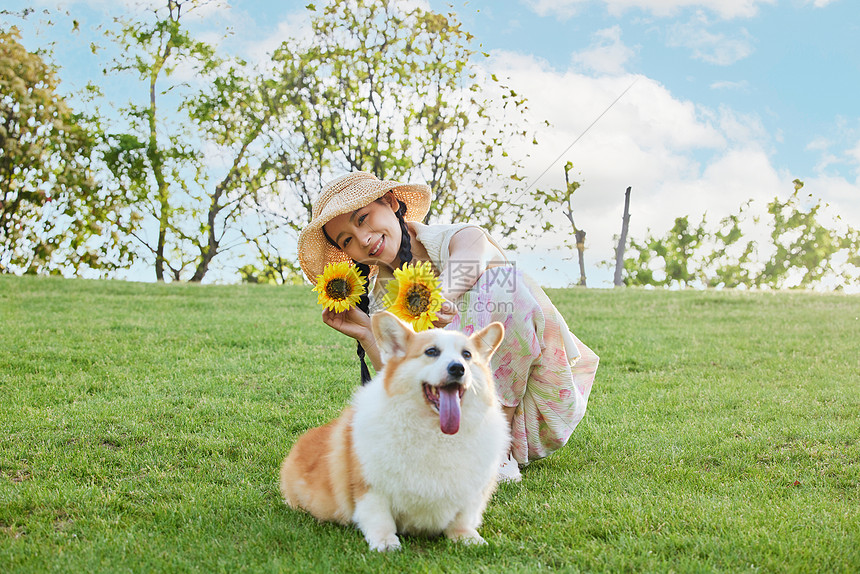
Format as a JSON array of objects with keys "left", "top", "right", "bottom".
[{"left": 351, "top": 386, "right": 508, "bottom": 535}]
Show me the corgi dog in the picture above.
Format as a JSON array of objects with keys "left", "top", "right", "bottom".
[{"left": 280, "top": 311, "right": 509, "bottom": 551}]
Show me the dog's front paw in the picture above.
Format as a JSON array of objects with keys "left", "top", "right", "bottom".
[
  {"left": 366, "top": 532, "right": 401, "bottom": 552},
  {"left": 445, "top": 527, "right": 486, "bottom": 545},
  {"left": 459, "top": 533, "right": 486, "bottom": 546}
]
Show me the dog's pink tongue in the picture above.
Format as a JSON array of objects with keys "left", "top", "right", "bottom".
[{"left": 439, "top": 385, "right": 461, "bottom": 435}]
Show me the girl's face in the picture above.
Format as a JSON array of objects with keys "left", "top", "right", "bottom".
[{"left": 323, "top": 193, "right": 402, "bottom": 269}]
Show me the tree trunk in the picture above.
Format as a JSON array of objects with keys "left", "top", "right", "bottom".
[
  {"left": 149, "top": 45, "right": 171, "bottom": 282},
  {"left": 613, "top": 186, "right": 632, "bottom": 287},
  {"left": 189, "top": 184, "right": 222, "bottom": 283},
  {"left": 189, "top": 128, "right": 261, "bottom": 283},
  {"left": 575, "top": 229, "right": 587, "bottom": 287},
  {"left": 150, "top": 96, "right": 169, "bottom": 282}
]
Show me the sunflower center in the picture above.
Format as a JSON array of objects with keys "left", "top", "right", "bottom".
[
  {"left": 405, "top": 284, "right": 431, "bottom": 316},
  {"left": 325, "top": 278, "right": 351, "bottom": 301}
]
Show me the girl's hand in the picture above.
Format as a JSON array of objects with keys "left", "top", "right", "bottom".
[
  {"left": 322, "top": 307, "right": 372, "bottom": 342},
  {"left": 432, "top": 299, "right": 458, "bottom": 329}
]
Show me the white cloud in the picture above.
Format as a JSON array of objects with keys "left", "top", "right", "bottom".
[
  {"left": 478, "top": 51, "right": 860, "bottom": 288},
  {"left": 483, "top": 53, "right": 722, "bottom": 264},
  {"left": 526, "top": 0, "right": 589, "bottom": 19},
  {"left": 805, "top": 131, "right": 860, "bottom": 177},
  {"left": 810, "top": 0, "right": 840, "bottom": 7},
  {"left": 847, "top": 141, "right": 860, "bottom": 171},
  {"left": 716, "top": 106, "right": 768, "bottom": 144},
  {"left": 806, "top": 137, "right": 831, "bottom": 152},
  {"left": 571, "top": 26, "right": 635, "bottom": 75},
  {"left": 527, "top": 0, "right": 776, "bottom": 20},
  {"left": 805, "top": 137, "right": 840, "bottom": 173},
  {"left": 805, "top": 174, "right": 860, "bottom": 206},
  {"left": 666, "top": 16, "right": 754, "bottom": 65},
  {"left": 710, "top": 80, "right": 750, "bottom": 91}
]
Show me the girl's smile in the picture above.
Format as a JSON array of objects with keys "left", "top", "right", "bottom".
[{"left": 369, "top": 236, "right": 385, "bottom": 258}]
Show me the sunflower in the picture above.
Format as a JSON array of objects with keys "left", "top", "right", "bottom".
[
  {"left": 312, "top": 261, "right": 366, "bottom": 313},
  {"left": 383, "top": 261, "right": 443, "bottom": 332}
]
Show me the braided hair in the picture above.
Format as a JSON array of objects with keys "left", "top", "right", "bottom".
[
  {"left": 323, "top": 195, "right": 414, "bottom": 385},
  {"left": 351, "top": 259, "right": 373, "bottom": 384},
  {"left": 393, "top": 198, "right": 413, "bottom": 267}
]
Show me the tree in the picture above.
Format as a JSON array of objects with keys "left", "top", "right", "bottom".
[
  {"left": 619, "top": 180, "right": 860, "bottom": 290},
  {"left": 243, "top": 0, "right": 536, "bottom": 278},
  {"left": 533, "top": 162, "right": 588, "bottom": 286},
  {"left": 698, "top": 201, "right": 756, "bottom": 289},
  {"left": 182, "top": 60, "right": 294, "bottom": 282},
  {"left": 102, "top": 0, "right": 217, "bottom": 281},
  {"left": 663, "top": 216, "right": 708, "bottom": 287},
  {"left": 103, "top": 0, "right": 288, "bottom": 283},
  {"left": 0, "top": 26, "right": 135, "bottom": 275},
  {"left": 621, "top": 215, "right": 708, "bottom": 288},
  {"left": 755, "top": 180, "right": 858, "bottom": 289}
]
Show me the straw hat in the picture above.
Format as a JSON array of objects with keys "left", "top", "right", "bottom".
[{"left": 297, "top": 172, "right": 431, "bottom": 283}]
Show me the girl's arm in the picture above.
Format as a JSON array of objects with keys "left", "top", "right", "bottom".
[
  {"left": 321, "top": 307, "right": 384, "bottom": 371},
  {"left": 359, "top": 332, "right": 383, "bottom": 371},
  {"left": 439, "top": 226, "right": 506, "bottom": 302}
]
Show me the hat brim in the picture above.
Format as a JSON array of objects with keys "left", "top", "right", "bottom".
[{"left": 298, "top": 181, "right": 431, "bottom": 284}]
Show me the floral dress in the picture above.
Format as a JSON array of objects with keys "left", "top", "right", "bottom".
[{"left": 370, "top": 223, "right": 599, "bottom": 464}]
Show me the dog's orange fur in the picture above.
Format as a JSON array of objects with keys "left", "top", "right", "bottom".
[
  {"left": 382, "top": 353, "right": 406, "bottom": 397},
  {"left": 279, "top": 408, "right": 368, "bottom": 524},
  {"left": 279, "top": 347, "right": 421, "bottom": 523}
]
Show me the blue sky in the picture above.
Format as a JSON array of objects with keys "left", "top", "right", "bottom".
[
  {"left": 4, "top": 0, "right": 859, "bottom": 287},
  {"left": 490, "top": 1, "right": 859, "bottom": 117},
  {"left": 448, "top": 0, "right": 860, "bottom": 188}
]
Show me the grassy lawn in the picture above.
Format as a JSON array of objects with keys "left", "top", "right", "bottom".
[{"left": 1, "top": 275, "right": 859, "bottom": 573}]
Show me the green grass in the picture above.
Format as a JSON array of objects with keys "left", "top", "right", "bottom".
[{"left": 1, "top": 275, "right": 859, "bottom": 573}]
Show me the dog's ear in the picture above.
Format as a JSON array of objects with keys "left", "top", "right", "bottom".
[
  {"left": 371, "top": 311, "right": 414, "bottom": 362},
  {"left": 470, "top": 322, "right": 504, "bottom": 361}
]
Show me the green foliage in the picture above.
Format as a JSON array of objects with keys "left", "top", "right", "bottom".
[
  {"left": 699, "top": 202, "right": 757, "bottom": 288},
  {"left": 755, "top": 180, "right": 856, "bottom": 289},
  {"left": 620, "top": 215, "right": 708, "bottom": 288},
  {"left": 0, "top": 27, "right": 136, "bottom": 276},
  {"left": 237, "top": 259, "right": 305, "bottom": 286},
  {"left": 244, "top": 0, "right": 536, "bottom": 273},
  {"left": 2, "top": 276, "right": 859, "bottom": 571},
  {"left": 620, "top": 181, "right": 860, "bottom": 290},
  {"left": 664, "top": 216, "right": 708, "bottom": 287}
]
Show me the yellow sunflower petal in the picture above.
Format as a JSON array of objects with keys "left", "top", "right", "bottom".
[
  {"left": 313, "top": 261, "right": 366, "bottom": 312},
  {"left": 383, "top": 261, "right": 442, "bottom": 332}
]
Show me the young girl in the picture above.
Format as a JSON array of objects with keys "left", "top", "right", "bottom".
[{"left": 297, "top": 172, "right": 599, "bottom": 482}]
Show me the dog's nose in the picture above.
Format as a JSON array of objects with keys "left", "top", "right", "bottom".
[{"left": 447, "top": 361, "right": 465, "bottom": 378}]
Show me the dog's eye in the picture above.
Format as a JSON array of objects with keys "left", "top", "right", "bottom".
[
  {"left": 462, "top": 349, "right": 472, "bottom": 360},
  {"left": 424, "top": 347, "right": 440, "bottom": 357}
]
